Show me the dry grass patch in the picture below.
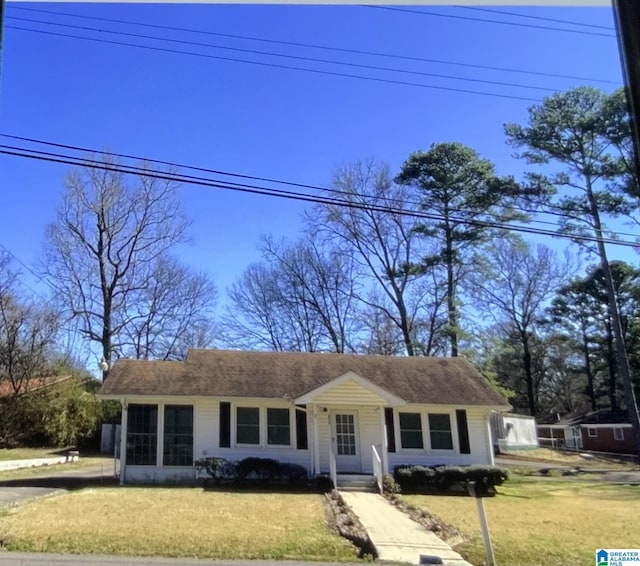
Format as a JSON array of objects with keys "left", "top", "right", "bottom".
[
  {"left": 405, "top": 477, "right": 640, "bottom": 566},
  {"left": 500, "top": 447, "right": 636, "bottom": 469},
  {"left": 0, "top": 448, "right": 62, "bottom": 461},
  {"left": 0, "top": 487, "right": 359, "bottom": 561},
  {"left": 0, "top": 457, "right": 111, "bottom": 482}
]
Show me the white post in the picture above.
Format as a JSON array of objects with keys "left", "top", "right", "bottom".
[
  {"left": 119, "top": 401, "right": 128, "bottom": 486},
  {"left": 313, "top": 405, "right": 321, "bottom": 475},
  {"left": 468, "top": 482, "right": 496, "bottom": 566},
  {"left": 379, "top": 406, "right": 388, "bottom": 474},
  {"left": 486, "top": 413, "right": 495, "bottom": 467}
]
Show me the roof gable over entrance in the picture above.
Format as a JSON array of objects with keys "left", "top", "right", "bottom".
[{"left": 296, "top": 371, "right": 405, "bottom": 406}]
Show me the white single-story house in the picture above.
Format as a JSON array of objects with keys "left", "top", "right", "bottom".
[{"left": 97, "top": 349, "right": 510, "bottom": 485}]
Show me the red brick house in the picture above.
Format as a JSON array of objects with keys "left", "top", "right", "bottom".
[{"left": 537, "top": 409, "right": 637, "bottom": 455}]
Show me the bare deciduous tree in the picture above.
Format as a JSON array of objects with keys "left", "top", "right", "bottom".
[
  {"left": 0, "top": 253, "right": 58, "bottom": 394},
  {"left": 44, "top": 156, "right": 215, "bottom": 374},
  {"left": 312, "top": 160, "right": 440, "bottom": 356},
  {"left": 467, "top": 238, "right": 572, "bottom": 416}
]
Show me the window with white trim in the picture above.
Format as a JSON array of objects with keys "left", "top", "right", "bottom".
[
  {"left": 614, "top": 427, "right": 624, "bottom": 441},
  {"left": 428, "top": 413, "right": 453, "bottom": 450},
  {"left": 126, "top": 404, "right": 158, "bottom": 466},
  {"left": 399, "top": 412, "right": 424, "bottom": 449},
  {"left": 236, "top": 407, "right": 260, "bottom": 444},
  {"left": 267, "top": 408, "right": 291, "bottom": 446},
  {"left": 163, "top": 405, "right": 193, "bottom": 466},
  {"left": 588, "top": 427, "right": 597, "bottom": 437}
]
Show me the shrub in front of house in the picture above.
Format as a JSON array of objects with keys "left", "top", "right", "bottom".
[
  {"left": 393, "top": 464, "right": 508, "bottom": 495},
  {"left": 194, "top": 457, "right": 237, "bottom": 484},
  {"left": 382, "top": 473, "right": 401, "bottom": 494}
]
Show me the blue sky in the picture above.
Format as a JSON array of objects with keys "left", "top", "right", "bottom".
[{"left": 0, "top": 3, "right": 628, "bottom": 325}]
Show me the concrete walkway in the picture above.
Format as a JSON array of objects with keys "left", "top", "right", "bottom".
[{"left": 340, "top": 492, "right": 472, "bottom": 566}]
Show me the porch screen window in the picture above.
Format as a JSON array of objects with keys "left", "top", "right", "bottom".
[
  {"left": 267, "top": 408, "right": 290, "bottom": 445},
  {"left": 126, "top": 404, "right": 157, "bottom": 466},
  {"left": 237, "top": 407, "right": 260, "bottom": 444},
  {"left": 429, "top": 413, "right": 453, "bottom": 450},
  {"left": 163, "top": 405, "right": 193, "bottom": 466},
  {"left": 399, "top": 413, "right": 423, "bottom": 449}
]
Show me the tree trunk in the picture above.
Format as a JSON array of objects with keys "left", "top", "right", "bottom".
[
  {"left": 605, "top": 318, "right": 618, "bottom": 411},
  {"left": 521, "top": 330, "right": 536, "bottom": 417},
  {"left": 581, "top": 327, "right": 597, "bottom": 412},
  {"left": 444, "top": 223, "right": 458, "bottom": 357},
  {"left": 586, "top": 176, "right": 640, "bottom": 462}
]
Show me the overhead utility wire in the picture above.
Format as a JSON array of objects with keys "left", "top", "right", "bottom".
[
  {"left": 455, "top": 5, "right": 615, "bottom": 31},
  {"left": 1, "top": 143, "right": 637, "bottom": 250},
  {"left": 0, "top": 133, "right": 612, "bottom": 235},
  {"left": 6, "top": 17, "right": 556, "bottom": 93},
  {"left": 7, "top": 26, "right": 542, "bottom": 103},
  {"left": 364, "top": 6, "right": 616, "bottom": 38},
  {"left": 7, "top": 6, "right": 619, "bottom": 86},
  {"left": 4, "top": 133, "right": 636, "bottom": 239}
]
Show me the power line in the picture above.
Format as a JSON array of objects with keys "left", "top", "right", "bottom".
[
  {"left": 3, "top": 133, "right": 638, "bottom": 241},
  {"left": 454, "top": 5, "right": 615, "bottom": 32},
  {"left": 364, "top": 6, "right": 616, "bottom": 39},
  {"left": 8, "top": 6, "right": 619, "bottom": 86},
  {"left": 0, "top": 141, "right": 637, "bottom": 250},
  {"left": 6, "top": 16, "right": 557, "bottom": 94},
  {"left": 7, "top": 26, "right": 542, "bottom": 103}
]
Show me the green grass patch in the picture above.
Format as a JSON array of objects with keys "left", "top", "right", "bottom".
[
  {"left": 406, "top": 477, "right": 640, "bottom": 566},
  {"left": 0, "top": 487, "right": 359, "bottom": 561}
]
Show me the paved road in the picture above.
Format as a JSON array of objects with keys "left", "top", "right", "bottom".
[{"left": 0, "top": 555, "right": 365, "bottom": 566}]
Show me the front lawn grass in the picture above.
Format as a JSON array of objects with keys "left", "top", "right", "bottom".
[
  {"left": 0, "top": 487, "right": 359, "bottom": 561},
  {"left": 405, "top": 476, "right": 640, "bottom": 566}
]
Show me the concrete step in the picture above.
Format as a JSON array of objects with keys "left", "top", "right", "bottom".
[{"left": 336, "top": 473, "right": 379, "bottom": 492}]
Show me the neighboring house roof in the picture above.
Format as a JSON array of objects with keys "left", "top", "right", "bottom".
[
  {"left": 98, "top": 349, "right": 510, "bottom": 407},
  {"left": 0, "top": 374, "right": 74, "bottom": 398},
  {"left": 537, "top": 409, "right": 632, "bottom": 427}
]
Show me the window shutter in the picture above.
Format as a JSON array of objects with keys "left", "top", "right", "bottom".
[
  {"left": 456, "top": 409, "right": 471, "bottom": 454},
  {"left": 296, "top": 405, "right": 308, "bottom": 450},
  {"left": 219, "top": 402, "right": 231, "bottom": 448},
  {"left": 384, "top": 408, "right": 396, "bottom": 453}
]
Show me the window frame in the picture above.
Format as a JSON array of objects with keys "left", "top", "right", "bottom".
[
  {"left": 588, "top": 427, "right": 597, "bottom": 438},
  {"left": 126, "top": 403, "right": 158, "bottom": 467},
  {"left": 163, "top": 404, "right": 194, "bottom": 467},
  {"left": 236, "top": 406, "right": 261, "bottom": 446},
  {"left": 232, "top": 405, "right": 294, "bottom": 448},
  {"left": 398, "top": 412, "right": 424, "bottom": 450},
  {"left": 428, "top": 413, "right": 454, "bottom": 451},
  {"left": 614, "top": 427, "right": 624, "bottom": 441},
  {"left": 267, "top": 407, "right": 291, "bottom": 446}
]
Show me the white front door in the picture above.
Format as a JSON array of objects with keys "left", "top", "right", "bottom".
[{"left": 332, "top": 411, "right": 361, "bottom": 472}]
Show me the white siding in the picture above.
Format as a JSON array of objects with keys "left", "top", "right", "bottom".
[
  {"left": 123, "top": 397, "right": 312, "bottom": 484},
  {"left": 313, "top": 379, "right": 386, "bottom": 406},
  {"left": 120, "top": 396, "right": 496, "bottom": 483},
  {"left": 388, "top": 406, "right": 493, "bottom": 468},
  {"left": 314, "top": 405, "right": 384, "bottom": 474}
]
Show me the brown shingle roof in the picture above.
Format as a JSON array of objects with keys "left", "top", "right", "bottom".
[{"left": 99, "top": 349, "right": 509, "bottom": 407}]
